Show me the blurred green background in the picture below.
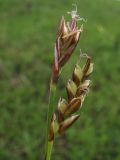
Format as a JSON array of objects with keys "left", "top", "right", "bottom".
[{"left": 0, "top": 0, "right": 120, "bottom": 159}]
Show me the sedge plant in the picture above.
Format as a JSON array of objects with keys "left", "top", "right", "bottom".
[{"left": 44, "top": 6, "right": 94, "bottom": 160}]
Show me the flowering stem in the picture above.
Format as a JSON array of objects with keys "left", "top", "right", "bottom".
[{"left": 45, "top": 80, "right": 56, "bottom": 160}]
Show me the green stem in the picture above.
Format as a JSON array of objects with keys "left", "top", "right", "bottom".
[
  {"left": 45, "top": 80, "right": 56, "bottom": 160},
  {"left": 45, "top": 141, "right": 53, "bottom": 160}
]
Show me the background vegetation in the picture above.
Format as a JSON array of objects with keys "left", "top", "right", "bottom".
[{"left": 0, "top": 0, "right": 120, "bottom": 159}]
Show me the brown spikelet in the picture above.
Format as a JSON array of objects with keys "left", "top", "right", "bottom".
[
  {"left": 50, "top": 54, "right": 93, "bottom": 137},
  {"left": 51, "top": 15, "right": 83, "bottom": 84},
  {"left": 64, "top": 98, "right": 82, "bottom": 116},
  {"left": 58, "top": 115, "right": 80, "bottom": 134}
]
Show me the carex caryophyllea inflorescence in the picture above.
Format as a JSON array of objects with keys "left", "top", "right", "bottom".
[{"left": 45, "top": 5, "right": 94, "bottom": 160}]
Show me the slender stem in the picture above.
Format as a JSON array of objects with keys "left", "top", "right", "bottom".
[
  {"left": 45, "top": 141, "right": 53, "bottom": 160},
  {"left": 45, "top": 80, "right": 56, "bottom": 160}
]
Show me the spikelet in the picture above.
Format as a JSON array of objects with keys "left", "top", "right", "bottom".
[
  {"left": 48, "top": 54, "right": 93, "bottom": 141},
  {"left": 51, "top": 14, "right": 83, "bottom": 84}
]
